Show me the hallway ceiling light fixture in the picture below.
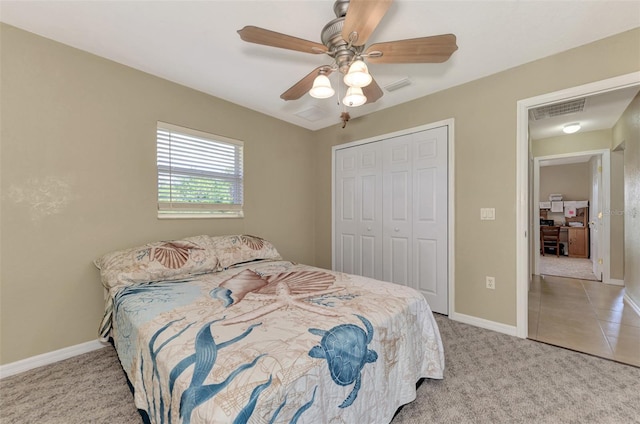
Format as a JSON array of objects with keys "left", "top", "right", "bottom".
[{"left": 563, "top": 123, "right": 581, "bottom": 134}]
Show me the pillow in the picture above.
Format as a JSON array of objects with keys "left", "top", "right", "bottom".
[
  {"left": 95, "top": 234, "right": 282, "bottom": 290},
  {"left": 95, "top": 235, "right": 219, "bottom": 290},
  {"left": 207, "top": 234, "right": 282, "bottom": 270}
]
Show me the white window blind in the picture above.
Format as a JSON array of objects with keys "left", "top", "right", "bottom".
[{"left": 157, "top": 122, "right": 243, "bottom": 218}]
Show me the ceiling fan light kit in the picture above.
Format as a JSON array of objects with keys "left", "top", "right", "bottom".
[
  {"left": 343, "top": 86, "right": 367, "bottom": 107},
  {"left": 238, "top": 0, "right": 458, "bottom": 119},
  {"left": 343, "top": 59, "right": 373, "bottom": 88},
  {"left": 310, "top": 74, "right": 335, "bottom": 99}
]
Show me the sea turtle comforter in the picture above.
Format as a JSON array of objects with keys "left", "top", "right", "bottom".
[{"left": 99, "top": 240, "right": 444, "bottom": 423}]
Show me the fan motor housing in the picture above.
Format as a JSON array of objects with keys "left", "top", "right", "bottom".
[
  {"left": 321, "top": 17, "right": 346, "bottom": 48},
  {"left": 333, "top": 0, "right": 350, "bottom": 17},
  {"left": 321, "top": 16, "right": 363, "bottom": 74}
]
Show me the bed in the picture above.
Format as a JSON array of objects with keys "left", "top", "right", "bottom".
[{"left": 96, "top": 234, "right": 444, "bottom": 424}]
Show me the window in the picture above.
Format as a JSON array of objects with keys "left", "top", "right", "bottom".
[{"left": 157, "top": 122, "right": 243, "bottom": 218}]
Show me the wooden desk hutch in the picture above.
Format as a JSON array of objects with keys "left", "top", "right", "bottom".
[{"left": 540, "top": 206, "right": 589, "bottom": 258}]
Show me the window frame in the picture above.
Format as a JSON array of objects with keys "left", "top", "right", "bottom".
[{"left": 156, "top": 121, "right": 244, "bottom": 219}]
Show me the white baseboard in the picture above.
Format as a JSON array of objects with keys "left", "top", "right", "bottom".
[
  {"left": 606, "top": 278, "right": 624, "bottom": 287},
  {"left": 624, "top": 293, "right": 640, "bottom": 317},
  {"left": 0, "top": 339, "right": 109, "bottom": 379},
  {"left": 449, "top": 312, "right": 518, "bottom": 337}
]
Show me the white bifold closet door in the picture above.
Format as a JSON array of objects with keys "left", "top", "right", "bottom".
[
  {"left": 334, "top": 142, "right": 383, "bottom": 280},
  {"left": 334, "top": 125, "right": 448, "bottom": 314}
]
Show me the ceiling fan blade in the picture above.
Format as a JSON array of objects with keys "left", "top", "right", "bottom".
[
  {"left": 342, "top": 0, "right": 393, "bottom": 46},
  {"left": 365, "top": 34, "right": 458, "bottom": 63},
  {"left": 363, "top": 78, "right": 383, "bottom": 104},
  {"left": 238, "top": 26, "right": 327, "bottom": 54},
  {"left": 281, "top": 66, "right": 333, "bottom": 101}
]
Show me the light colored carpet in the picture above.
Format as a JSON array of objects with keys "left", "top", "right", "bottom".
[
  {"left": 2, "top": 315, "right": 639, "bottom": 424},
  {"left": 538, "top": 254, "right": 599, "bottom": 281}
]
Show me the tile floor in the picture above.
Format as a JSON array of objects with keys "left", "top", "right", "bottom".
[{"left": 528, "top": 274, "right": 640, "bottom": 367}]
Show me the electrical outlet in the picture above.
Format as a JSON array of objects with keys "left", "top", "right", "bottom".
[{"left": 486, "top": 276, "right": 495, "bottom": 290}]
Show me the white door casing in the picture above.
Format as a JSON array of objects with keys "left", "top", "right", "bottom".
[{"left": 590, "top": 156, "right": 603, "bottom": 279}]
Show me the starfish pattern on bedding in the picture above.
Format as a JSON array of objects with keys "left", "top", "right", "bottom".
[{"left": 222, "top": 281, "right": 344, "bottom": 325}]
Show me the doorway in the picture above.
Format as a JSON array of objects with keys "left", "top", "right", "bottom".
[
  {"left": 515, "top": 72, "right": 640, "bottom": 366},
  {"left": 532, "top": 150, "right": 609, "bottom": 282},
  {"left": 515, "top": 72, "right": 640, "bottom": 339}
]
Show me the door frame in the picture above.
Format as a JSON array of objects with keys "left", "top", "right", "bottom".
[
  {"left": 331, "top": 118, "right": 456, "bottom": 315},
  {"left": 532, "top": 149, "right": 610, "bottom": 279},
  {"left": 516, "top": 72, "right": 640, "bottom": 338}
]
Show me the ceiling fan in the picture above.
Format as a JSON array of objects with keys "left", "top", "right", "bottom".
[{"left": 238, "top": 0, "right": 458, "bottom": 110}]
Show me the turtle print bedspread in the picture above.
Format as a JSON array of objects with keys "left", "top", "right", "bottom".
[{"left": 108, "top": 261, "right": 445, "bottom": 424}]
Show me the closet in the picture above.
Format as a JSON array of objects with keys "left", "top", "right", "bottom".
[{"left": 333, "top": 125, "right": 449, "bottom": 314}]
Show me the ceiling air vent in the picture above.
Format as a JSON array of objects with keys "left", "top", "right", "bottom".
[
  {"left": 530, "top": 98, "right": 586, "bottom": 120},
  {"left": 384, "top": 77, "right": 412, "bottom": 92},
  {"left": 295, "top": 106, "right": 328, "bottom": 122}
]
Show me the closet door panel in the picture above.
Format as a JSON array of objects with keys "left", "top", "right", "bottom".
[
  {"left": 415, "top": 238, "right": 438, "bottom": 294},
  {"left": 340, "top": 234, "right": 355, "bottom": 275},
  {"left": 335, "top": 148, "right": 357, "bottom": 274},
  {"left": 360, "top": 236, "right": 377, "bottom": 279},
  {"left": 340, "top": 177, "right": 355, "bottom": 221},
  {"left": 357, "top": 148, "right": 383, "bottom": 279},
  {"left": 391, "top": 171, "right": 410, "bottom": 222},
  {"left": 334, "top": 144, "right": 383, "bottom": 280},
  {"left": 390, "top": 236, "right": 410, "bottom": 285},
  {"left": 359, "top": 172, "right": 381, "bottom": 278},
  {"left": 383, "top": 135, "right": 413, "bottom": 284},
  {"left": 412, "top": 127, "right": 448, "bottom": 313},
  {"left": 415, "top": 167, "right": 436, "bottom": 222}
]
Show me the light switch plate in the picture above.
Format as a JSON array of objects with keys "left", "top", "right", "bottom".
[{"left": 480, "top": 208, "right": 496, "bottom": 220}]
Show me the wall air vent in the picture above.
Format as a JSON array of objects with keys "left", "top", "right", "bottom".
[{"left": 530, "top": 98, "right": 586, "bottom": 120}]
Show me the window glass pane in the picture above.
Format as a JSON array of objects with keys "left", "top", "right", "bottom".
[{"left": 157, "top": 122, "right": 243, "bottom": 218}]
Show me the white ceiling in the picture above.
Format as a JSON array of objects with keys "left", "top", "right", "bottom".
[
  {"left": 1, "top": 0, "right": 639, "bottom": 132},
  {"left": 529, "top": 85, "right": 640, "bottom": 140}
]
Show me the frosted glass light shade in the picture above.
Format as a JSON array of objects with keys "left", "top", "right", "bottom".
[
  {"left": 309, "top": 74, "right": 335, "bottom": 99},
  {"left": 343, "top": 60, "right": 372, "bottom": 88},
  {"left": 563, "top": 123, "right": 581, "bottom": 134},
  {"left": 343, "top": 86, "right": 367, "bottom": 107}
]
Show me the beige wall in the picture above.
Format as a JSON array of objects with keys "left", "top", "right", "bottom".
[
  {"left": 313, "top": 28, "right": 640, "bottom": 326},
  {"left": 613, "top": 93, "right": 640, "bottom": 307},
  {"left": 532, "top": 129, "right": 612, "bottom": 156},
  {"left": 610, "top": 150, "right": 625, "bottom": 281},
  {"left": 0, "top": 24, "right": 317, "bottom": 364},
  {"left": 539, "top": 163, "right": 591, "bottom": 202}
]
